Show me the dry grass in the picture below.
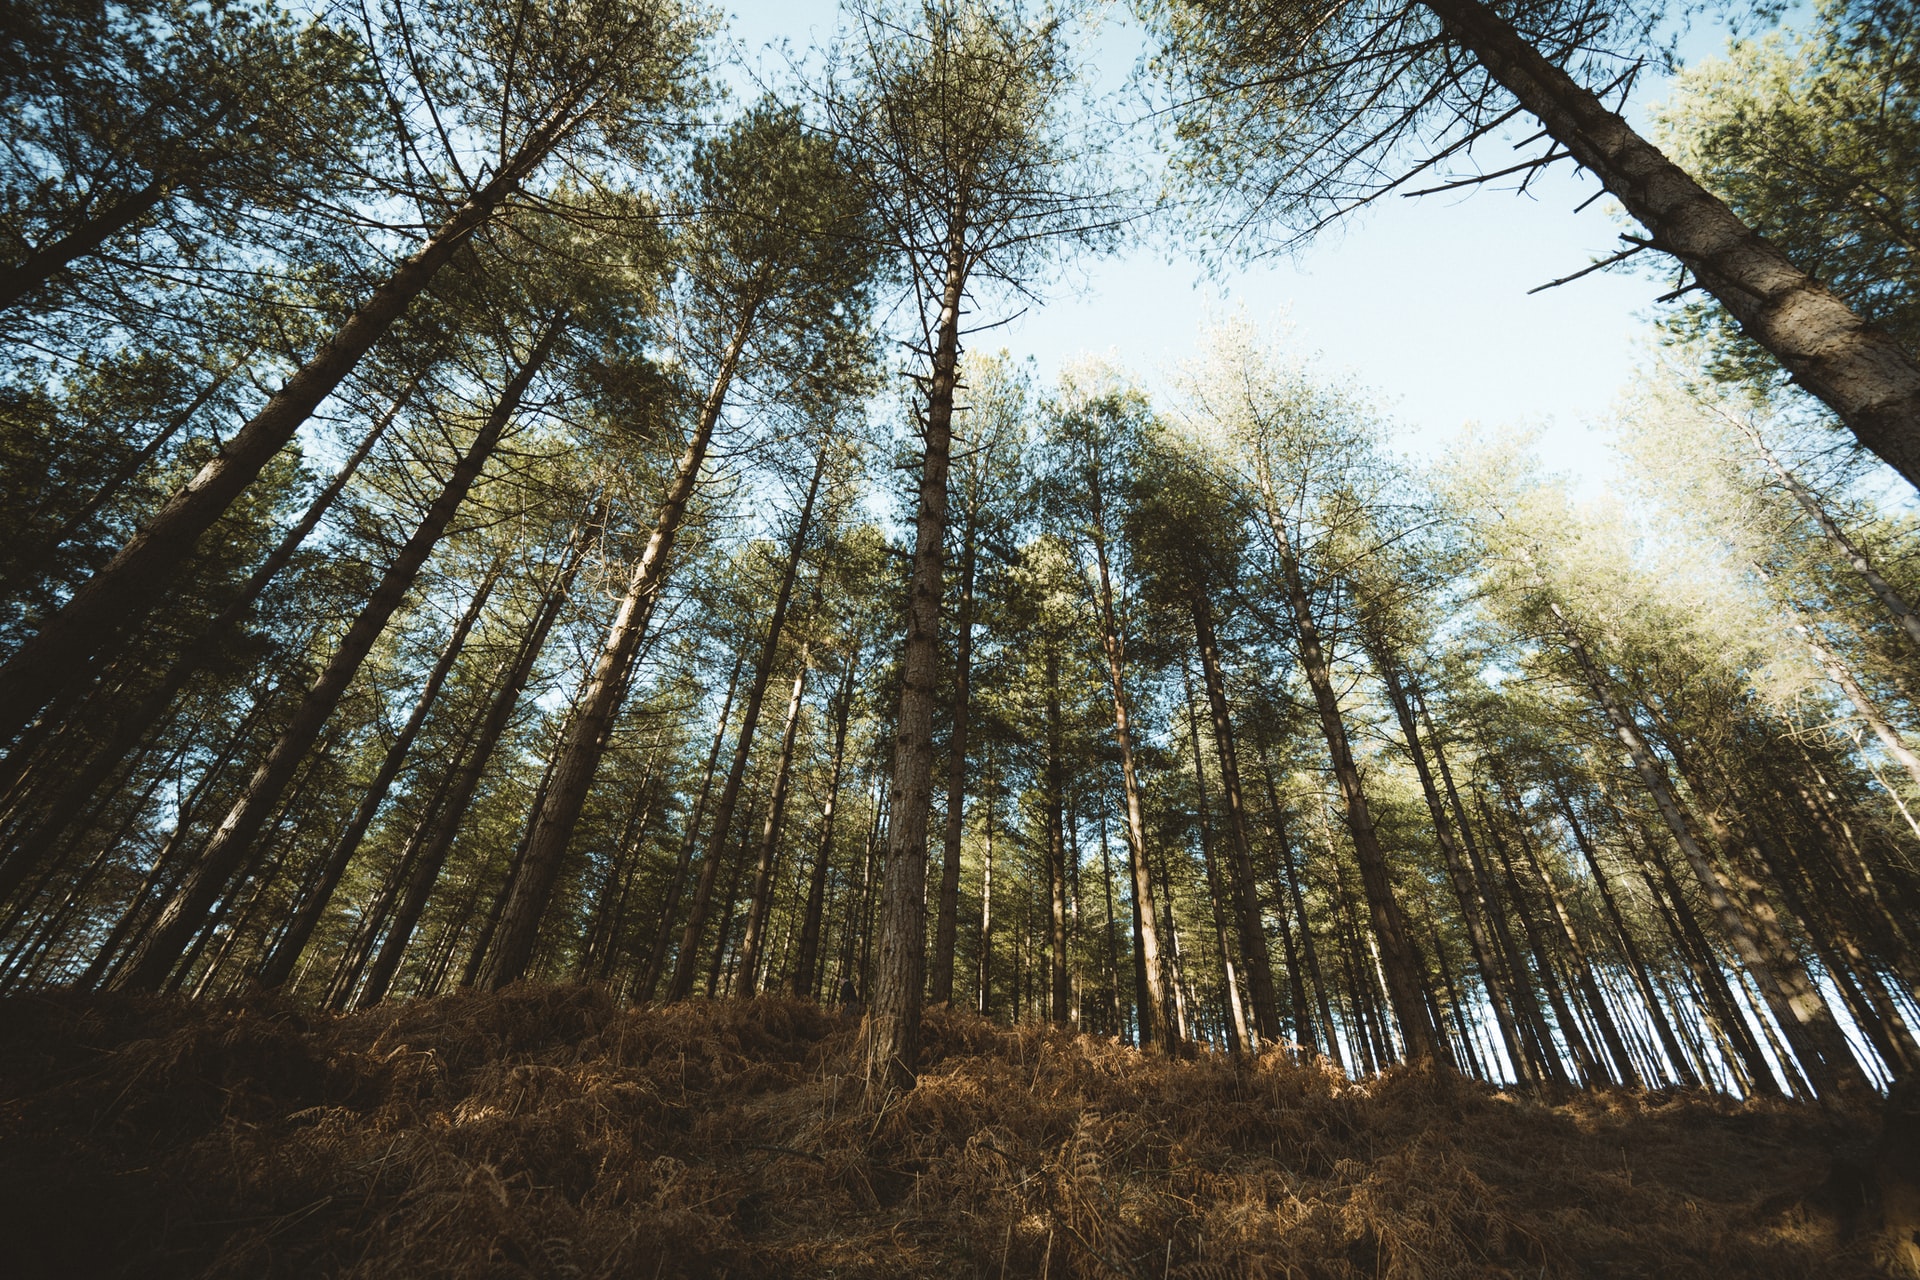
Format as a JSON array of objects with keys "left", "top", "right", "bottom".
[{"left": 0, "top": 985, "right": 1903, "bottom": 1278}]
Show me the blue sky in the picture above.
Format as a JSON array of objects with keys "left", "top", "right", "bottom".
[{"left": 719, "top": 1, "right": 1737, "bottom": 488}]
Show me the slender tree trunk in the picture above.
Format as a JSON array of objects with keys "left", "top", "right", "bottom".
[
  {"left": 1191, "top": 594, "right": 1281, "bottom": 1043},
  {"left": 1043, "top": 646, "right": 1072, "bottom": 1026},
  {"left": 1508, "top": 799, "right": 1641, "bottom": 1086},
  {"left": 360, "top": 526, "right": 591, "bottom": 1004},
  {"left": 1382, "top": 664, "right": 1535, "bottom": 1083},
  {"left": 792, "top": 639, "right": 859, "bottom": 999},
  {"left": 930, "top": 521, "right": 978, "bottom": 1004},
  {"left": 664, "top": 441, "right": 823, "bottom": 999},
  {"left": 0, "top": 374, "right": 421, "bottom": 903},
  {"left": 1779, "top": 594, "right": 1920, "bottom": 792},
  {"left": 1423, "top": 0, "right": 1920, "bottom": 488},
  {"left": 1556, "top": 790, "right": 1699, "bottom": 1086},
  {"left": 977, "top": 777, "right": 995, "bottom": 1018},
  {"left": 253, "top": 555, "right": 503, "bottom": 988},
  {"left": 485, "top": 304, "right": 767, "bottom": 990},
  {"left": 1182, "top": 661, "right": 1248, "bottom": 1054},
  {"left": 1551, "top": 601, "right": 1867, "bottom": 1099},
  {"left": 1086, "top": 479, "right": 1178, "bottom": 1054},
  {"left": 1, "top": 352, "right": 248, "bottom": 596},
  {"left": 0, "top": 175, "right": 172, "bottom": 310},
  {"left": 0, "top": 96, "right": 588, "bottom": 737},
  {"left": 112, "top": 318, "right": 564, "bottom": 992},
  {"left": 736, "top": 644, "right": 811, "bottom": 997},
  {"left": 865, "top": 222, "right": 967, "bottom": 1099},
  {"left": 1258, "top": 751, "right": 1337, "bottom": 1065},
  {"left": 640, "top": 646, "right": 745, "bottom": 1001},
  {"left": 1264, "top": 526, "right": 1438, "bottom": 1059}
]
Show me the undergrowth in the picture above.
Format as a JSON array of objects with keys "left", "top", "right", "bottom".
[{"left": 0, "top": 985, "right": 1900, "bottom": 1278}]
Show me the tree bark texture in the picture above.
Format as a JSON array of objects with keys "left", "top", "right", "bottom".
[{"left": 1423, "top": 0, "right": 1920, "bottom": 489}]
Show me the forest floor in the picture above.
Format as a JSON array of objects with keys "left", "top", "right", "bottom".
[{"left": 1, "top": 985, "right": 1912, "bottom": 1279}]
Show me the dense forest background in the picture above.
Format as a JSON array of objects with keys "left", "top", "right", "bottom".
[{"left": 3, "top": 0, "right": 1919, "bottom": 1119}]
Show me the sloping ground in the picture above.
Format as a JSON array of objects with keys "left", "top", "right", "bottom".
[{"left": 0, "top": 986, "right": 1907, "bottom": 1278}]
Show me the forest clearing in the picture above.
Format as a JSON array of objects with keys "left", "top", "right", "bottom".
[{"left": 4, "top": 0, "right": 1920, "bottom": 1273}]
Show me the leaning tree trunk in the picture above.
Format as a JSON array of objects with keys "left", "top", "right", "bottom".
[
  {"left": 1265, "top": 533, "right": 1440, "bottom": 1061},
  {"left": 1045, "top": 646, "right": 1073, "bottom": 1027},
  {"left": 0, "top": 93, "right": 591, "bottom": 742},
  {"left": 1422, "top": 0, "right": 1920, "bottom": 489},
  {"left": 664, "top": 443, "right": 825, "bottom": 1000},
  {"left": 1550, "top": 600, "right": 1869, "bottom": 1099},
  {"left": 929, "top": 519, "right": 978, "bottom": 1004},
  {"left": 865, "top": 221, "right": 967, "bottom": 1101},
  {"left": 1377, "top": 660, "right": 1534, "bottom": 1083},
  {"left": 0, "top": 175, "right": 173, "bottom": 311},
  {"left": 351, "top": 530, "right": 590, "bottom": 1007},
  {"left": 112, "top": 317, "right": 564, "bottom": 992},
  {"left": 482, "top": 303, "right": 767, "bottom": 990},
  {"left": 639, "top": 647, "right": 745, "bottom": 1001},
  {"left": 0, "top": 374, "right": 422, "bottom": 906},
  {"left": 1735, "top": 423, "right": 1920, "bottom": 649},
  {"left": 252, "top": 554, "right": 503, "bottom": 988}
]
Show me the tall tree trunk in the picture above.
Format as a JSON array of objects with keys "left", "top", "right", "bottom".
[
  {"left": 0, "top": 374, "right": 421, "bottom": 903},
  {"left": 484, "top": 302, "right": 768, "bottom": 990},
  {"left": 360, "top": 528, "right": 590, "bottom": 1004},
  {"left": 0, "top": 95, "right": 589, "bottom": 738},
  {"left": 1507, "top": 797, "right": 1641, "bottom": 1086},
  {"left": 1556, "top": 790, "right": 1699, "bottom": 1086},
  {"left": 865, "top": 222, "right": 967, "bottom": 1100},
  {"left": 1, "top": 352, "right": 249, "bottom": 596},
  {"left": 1422, "top": 0, "right": 1920, "bottom": 488},
  {"left": 977, "top": 776, "right": 995, "bottom": 1018},
  {"left": 791, "top": 638, "right": 859, "bottom": 999},
  {"left": 736, "top": 643, "right": 811, "bottom": 997},
  {"left": 1551, "top": 601, "right": 1868, "bottom": 1099},
  {"left": 930, "top": 519, "right": 978, "bottom": 1004},
  {"left": 1377, "top": 658, "right": 1535, "bottom": 1082},
  {"left": 1087, "top": 477, "right": 1179, "bottom": 1054},
  {"left": 1263, "top": 529, "right": 1438, "bottom": 1059},
  {"left": 253, "top": 554, "right": 503, "bottom": 988},
  {"left": 112, "top": 317, "right": 564, "bottom": 992},
  {"left": 1182, "top": 661, "right": 1248, "bottom": 1054},
  {"left": 664, "top": 442, "right": 824, "bottom": 1000},
  {"left": 1045, "top": 647, "right": 1073, "bottom": 1027},
  {"left": 1257, "top": 750, "right": 1337, "bottom": 1064},
  {"left": 640, "top": 646, "right": 746, "bottom": 1001},
  {"left": 1190, "top": 594, "right": 1281, "bottom": 1044}
]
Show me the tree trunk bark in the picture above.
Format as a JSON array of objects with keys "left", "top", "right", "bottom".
[
  {"left": 1045, "top": 647, "right": 1073, "bottom": 1027},
  {"left": 1182, "top": 660, "right": 1248, "bottom": 1054},
  {"left": 929, "top": 521, "right": 978, "bottom": 1005},
  {"left": 360, "top": 525, "right": 589, "bottom": 1004},
  {"left": 1266, "top": 532, "right": 1438, "bottom": 1059},
  {"left": 1551, "top": 601, "right": 1868, "bottom": 1099},
  {"left": 484, "top": 302, "right": 766, "bottom": 990},
  {"left": 1087, "top": 484, "right": 1178, "bottom": 1055},
  {"left": 113, "top": 316, "right": 564, "bottom": 992},
  {"left": 865, "top": 221, "right": 967, "bottom": 1099},
  {"left": 0, "top": 175, "right": 171, "bottom": 311},
  {"left": 1736, "top": 425, "right": 1920, "bottom": 649},
  {"left": 0, "top": 100, "right": 583, "bottom": 738},
  {"left": 1422, "top": 0, "right": 1920, "bottom": 489}
]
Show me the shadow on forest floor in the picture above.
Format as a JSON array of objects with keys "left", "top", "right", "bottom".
[{"left": 0, "top": 985, "right": 1909, "bottom": 1278}]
